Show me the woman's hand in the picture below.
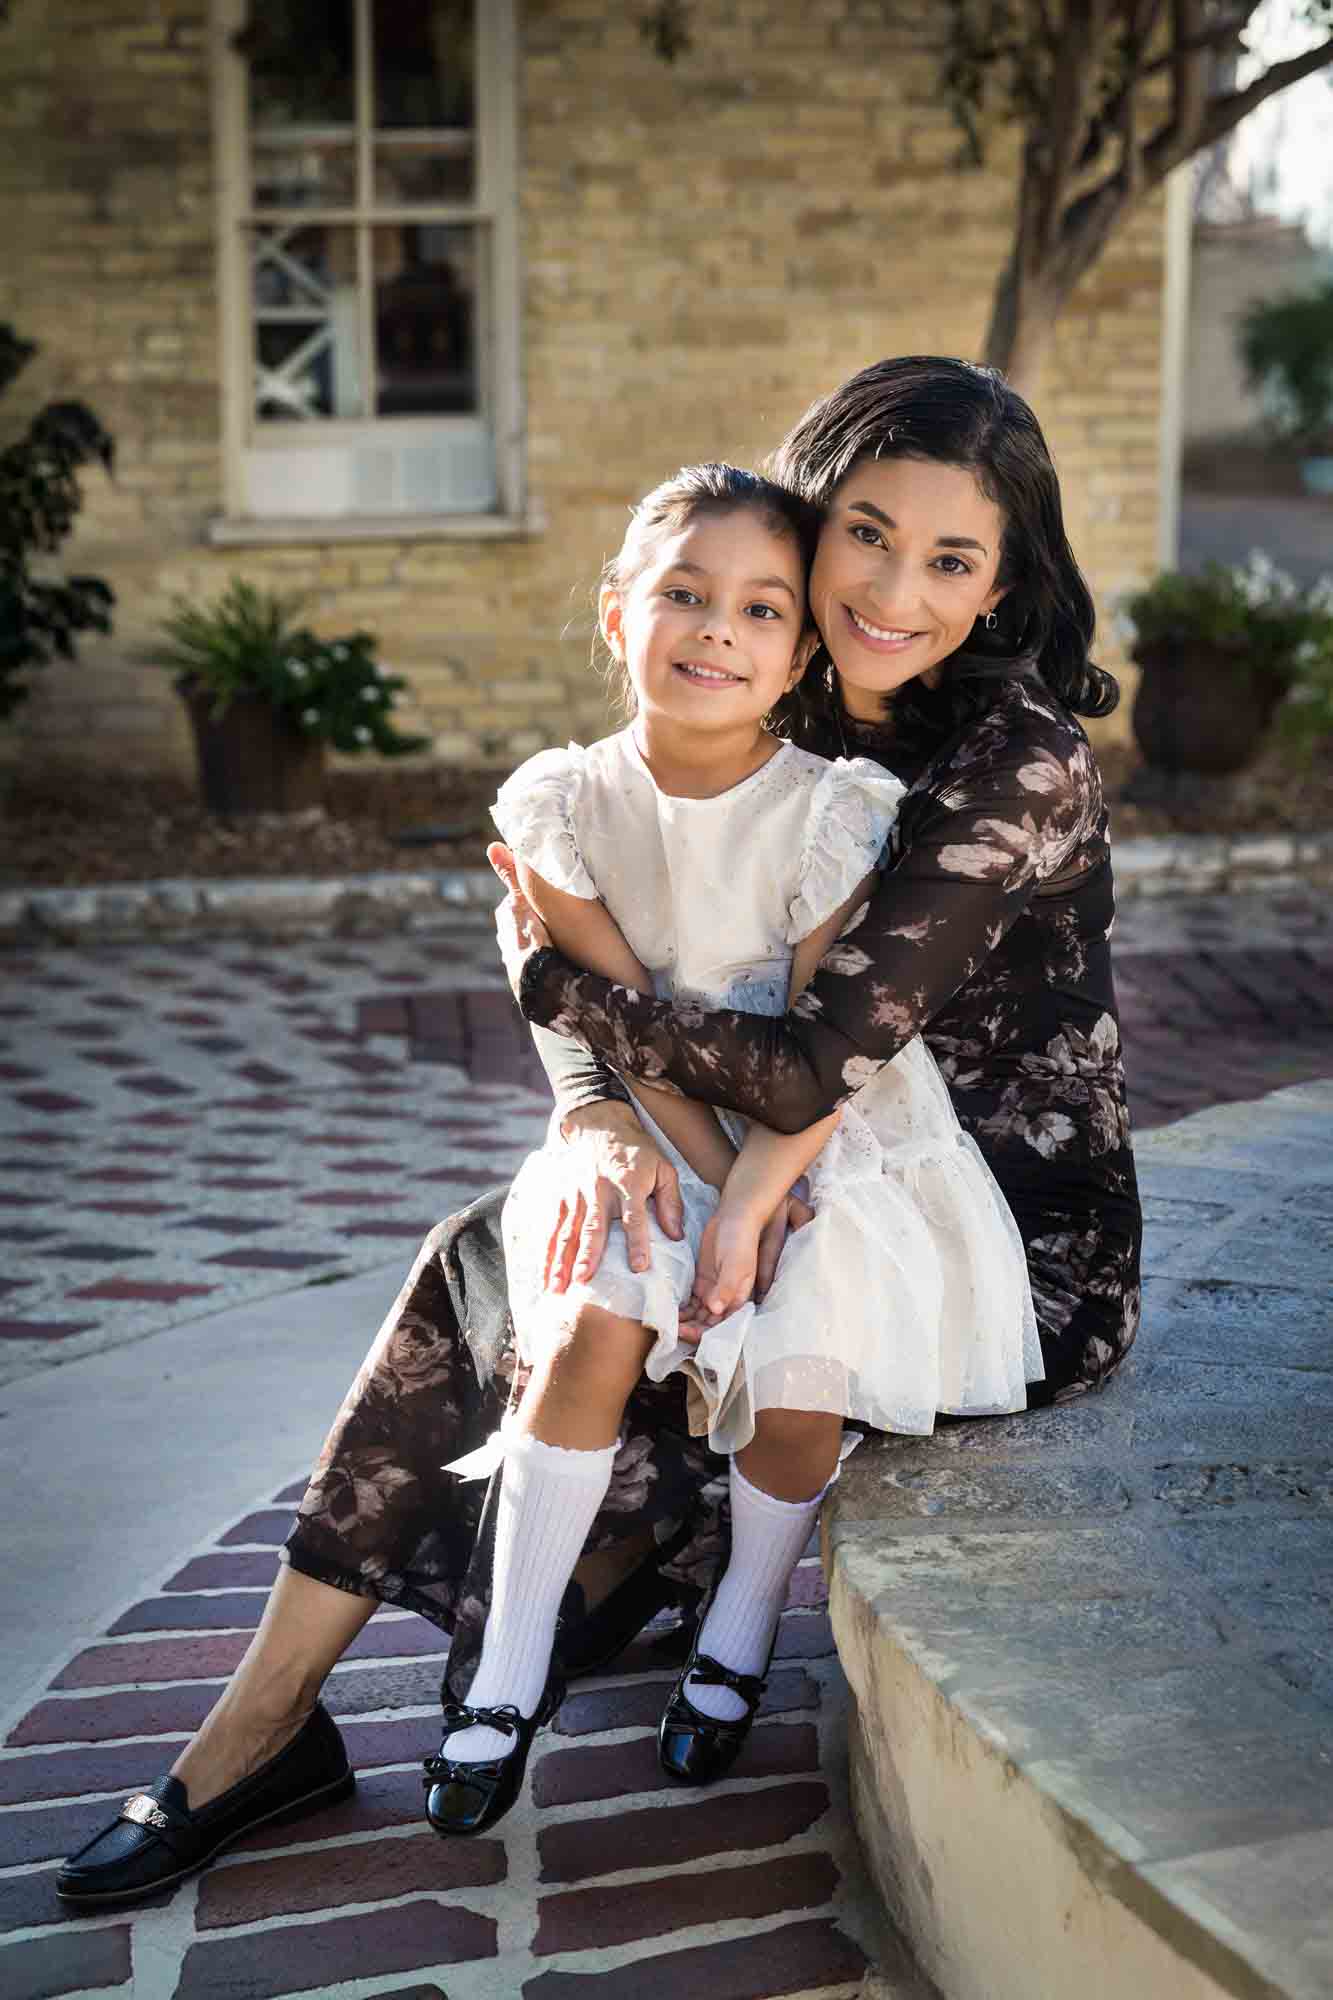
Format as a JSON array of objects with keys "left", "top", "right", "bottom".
[
  {"left": 545, "top": 1102, "right": 685, "bottom": 1291},
  {"left": 488, "top": 842, "right": 551, "bottom": 999}
]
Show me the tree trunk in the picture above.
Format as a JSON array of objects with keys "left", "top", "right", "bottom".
[{"left": 980, "top": 255, "right": 1063, "bottom": 400}]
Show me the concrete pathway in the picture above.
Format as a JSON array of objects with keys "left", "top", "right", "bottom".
[{"left": 0, "top": 888, "right": 1330, "bottom": 1998}]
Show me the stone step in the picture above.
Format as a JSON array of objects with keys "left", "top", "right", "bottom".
[{"left": 825, "top": 1081, "right": 1333, "bottom": 2000}]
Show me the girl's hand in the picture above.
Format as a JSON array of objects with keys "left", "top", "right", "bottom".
[
  {"left": 754, "top": 1188, "right": 816, "bottom": 1302},
  {"left": 545, "top": 1102, "right": 684, "bottom": 1290},
  {"left": 680, "top": 1205, "right": 763, "bottom": 1337},
  {"left": 488, "top": 842, "right": 551, "bottom": 998},
  {"left": 681, "top": 1189, "right": 814, "bottom": 1342}
]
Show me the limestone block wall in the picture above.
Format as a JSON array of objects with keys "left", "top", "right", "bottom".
[{"left": 0, "top": 0, "right": 1160, "bottom": 777}]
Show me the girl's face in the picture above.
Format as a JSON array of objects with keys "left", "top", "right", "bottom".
[
  {"left": 601, "top": 508, "right": 813, "bottom": 734},
  {"left": 810, "top": 457, "right": 1008, "bottom": 716}
]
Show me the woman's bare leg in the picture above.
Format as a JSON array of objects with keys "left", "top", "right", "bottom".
[{"left": 169, "top": 1567, "right": 375, "bottom": 1809}]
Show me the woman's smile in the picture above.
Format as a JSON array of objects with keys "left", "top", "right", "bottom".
[{"left": 843, "top": 605, "right": 923, "bottom": 652}]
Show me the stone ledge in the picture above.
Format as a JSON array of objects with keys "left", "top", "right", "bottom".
[
  {"left": 825, "top": 1080, "right": 1333, "bottom": 2000},
  {"left": 1113, "top": 829, "right": 1333, "bottom": 899},
  {"left": 2, "top": 832, "right": 1331, "bottom": 944},
  {"left": 0, "top": 867, "right": 499, "bottom": 944}
]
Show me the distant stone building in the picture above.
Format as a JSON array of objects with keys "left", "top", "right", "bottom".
[
  {"left": 1185, "top": 215, "right": 1331, "bottom": 449},
  {"left": 1, "top": 0, "right": 1165, "bottom": 775}
]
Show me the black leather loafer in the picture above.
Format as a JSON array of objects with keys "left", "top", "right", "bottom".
[
  {"left": 559, "top": 1516, "right": 695, "bottom": 1680},
  {"left": 423, "top": 1679, "right": 563, "bottom": 1838},
  {"left": 658, "top": 1652, "right": 768, "bottom": 1786},
  {"left": 56, "top": 1703, "right": 354, "bottom": 1905}
]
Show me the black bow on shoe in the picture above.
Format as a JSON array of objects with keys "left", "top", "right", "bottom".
[
  {"left": 657, "top": 1650, "right": 768, "bottom": 1787},
  {"left": 423, "top": 1680, "right": 564, "bottom": 1839}
]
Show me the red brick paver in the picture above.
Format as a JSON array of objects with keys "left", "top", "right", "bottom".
[{"left": 0, "top": 1484, "right": 866, "bottom": 1997}]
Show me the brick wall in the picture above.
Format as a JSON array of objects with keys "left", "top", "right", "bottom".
[{"left": 0, "top": 0, "right": 1159, "bottom": 776}]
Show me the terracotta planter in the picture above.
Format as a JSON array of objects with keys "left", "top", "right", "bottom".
[
  {"left": 1130, "top": 643, "right": 1288, "bottom": 777},
  {"left": 179, "top": 682, "right": 326, "bottom": 816}
]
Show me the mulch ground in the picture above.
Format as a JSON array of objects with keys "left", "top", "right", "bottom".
[{"left": 2, "top": 741, "right": 1331, "bottom": 889}]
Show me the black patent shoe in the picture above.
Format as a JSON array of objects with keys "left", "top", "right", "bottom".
[
  {"left": 559, "top": 1516, "right": 695, "bottom": 1679},
  {"left": 56, "top": 1704, "right": 354, "bottom": 1905},
  {"left": 658, "top": 1650, "right": 768, "bottom": 1786},
  {"left": 423, "top": 1679, "right": 564, "bottom": 1838}
]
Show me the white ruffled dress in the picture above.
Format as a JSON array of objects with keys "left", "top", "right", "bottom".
[{"left": 493, "top": 729, "right": 1043, "bottom": 1455}]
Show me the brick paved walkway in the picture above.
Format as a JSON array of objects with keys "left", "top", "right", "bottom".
[
  {"left": 0, "top": 1495, "right": 868, "bottom": 2000},
  {"left": 1, "top": 886, "right": 1331, "bottom": 1997}
]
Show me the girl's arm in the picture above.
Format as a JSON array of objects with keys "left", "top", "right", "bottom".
[
  {"left": 686, "top": 872, "right": 875, "bottom": 1322},
  {"left": 517, "top": 864, "right": 738, "bottom": 1191},
  {"left": 517, "top": 713, "right": 1099, "bottom": 1132}
]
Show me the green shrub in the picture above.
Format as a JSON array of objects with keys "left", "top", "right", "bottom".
[
  {"left": 0, "top": 326, "right": 115, "bottom": 722},
  {"left": 1239, "top": 280, "right": 1333, "bottom": 449}
]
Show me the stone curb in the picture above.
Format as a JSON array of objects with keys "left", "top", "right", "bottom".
[
  {"left": 2, "top": 831, "right": 1332, "bottom": 944},
  {"left": 0, "top": 866, "right": 499, "bottom": 945}
]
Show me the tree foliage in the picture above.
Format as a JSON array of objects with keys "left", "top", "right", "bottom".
[{"left": 0, "top": 327, "right": 115, "bottom": 723}]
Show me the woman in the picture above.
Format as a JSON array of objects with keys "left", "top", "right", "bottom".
[{"left": 58, "top": 356, "right": 1140, "bottom": 1904}]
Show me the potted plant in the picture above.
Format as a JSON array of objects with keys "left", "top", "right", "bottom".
[
  {"left": 1125, "top": 552, "right": 1333, "bottom": 778},
  {"left": 151, "top": 578, "right": 429, "bottom": 816},
  {"left": 1238, "top": 280, "right": 1333, "bottom": 496}
]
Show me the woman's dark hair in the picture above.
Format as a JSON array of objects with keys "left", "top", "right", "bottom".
[
  {"left": 598, "top": 462, "right": 819, "bottom": 712},
  {"left": 766, "top": 356, "right": 1119, "bottom": 754}
]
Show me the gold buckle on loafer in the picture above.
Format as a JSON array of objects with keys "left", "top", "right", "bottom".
[{"left": 119, "top": 1794, "right": 171, "bottom": 1831}]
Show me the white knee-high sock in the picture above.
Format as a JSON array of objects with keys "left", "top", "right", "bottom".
[
  {"left": 685, "top": 1459, "right": 826, "bottom": 1724},
  {"left": 446, "top": 1431, "right": 618, "bottom": 1762}
]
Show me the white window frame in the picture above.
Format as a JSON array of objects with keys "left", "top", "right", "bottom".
[{"left": 208, "top": 0, "right": 526, "bottom": 545}]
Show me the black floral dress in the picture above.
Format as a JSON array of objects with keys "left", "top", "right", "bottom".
[{"left": 285, "top": 664, "right": 1141, "bottom": 1690}]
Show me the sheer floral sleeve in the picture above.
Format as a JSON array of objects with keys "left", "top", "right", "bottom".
[{"left": 518, "top": 683, "right": 1105, "bottom": 1135}]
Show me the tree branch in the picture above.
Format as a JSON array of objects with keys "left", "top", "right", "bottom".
[
  {"left": 1137, "top": 7, "right": 1249, "bottom": 83},
  {"left": 1196, "top": 33, "right": 1333, "bottom": 150},
  {"left": 1169, "top": 0, "right": 1210, "bottom": 155},
  {"left": 1033, "top": 1, "right": 1116, "bottom": 259}
]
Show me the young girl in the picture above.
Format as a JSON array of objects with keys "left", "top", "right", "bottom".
[{"left": 424, "top": 463, "right": 1041, "bottom": 1837}]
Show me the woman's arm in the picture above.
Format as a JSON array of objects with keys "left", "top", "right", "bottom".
[
  {"left": 517, "top": 717, "right": 1096, "bottom": 1133},
  {"left": 519, "top": 863, "right": 739, "bottom": 1191}
]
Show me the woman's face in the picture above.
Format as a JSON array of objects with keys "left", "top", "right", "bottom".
[{"left": 809, "top": 456, "right": 1007, "bottom": 718}]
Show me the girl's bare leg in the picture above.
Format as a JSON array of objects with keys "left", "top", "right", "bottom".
[
  {"left": 737, "top": 1408, "right": 844, "bottom": 1501},
  {"left": 169, "top": 1567, "right": 375, "bottom": 1809},
  {"left": 517, "top": 1303, "right": 653, "bottom": 1448}
]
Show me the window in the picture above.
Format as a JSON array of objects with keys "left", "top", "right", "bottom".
[{"left": 211, "top": 0, "right": 520, "bottom": 537}]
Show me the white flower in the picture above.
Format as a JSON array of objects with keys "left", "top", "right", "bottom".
[
  {"left": 360, "top": 685, "right": 380, "bottom": 701},
  {"left": 285, "top": 658, "right": 308, "bottom": 679},
  {"left": 354, "top": 725, "right": 371, "bottom": 743},
  {"left": 333, "top": 642, "right": 349, "bottom": 659},
  {"left": 302, "top": 707, "right": 319, "bottom": 725}
]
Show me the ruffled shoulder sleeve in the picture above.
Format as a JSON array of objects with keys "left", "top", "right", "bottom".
[
  {"left": 787, "top": 755, "right": 906, "bottom": 943},
  {"left": 490, "top": 743, "right": 598, "bottom": 900}
]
